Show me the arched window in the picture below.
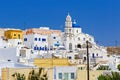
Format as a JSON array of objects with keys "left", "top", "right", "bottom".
[
  {"left": 83, "top": 38, "right": 85, "bottom": 41},
  {"left": 78, "top": 37, "right": 80, "bottom": 41},
  {"left": 77, "top": 44, "right": 81, "bottom": 48},
  {"left": 69, "top": 43, "right": 72, "bottom": 51},
  {"left": 92, "top": 53, "right": 95, "bottom": 58},
  {"left": 89, "top": 38, "right": 91, "bottom": 41}
]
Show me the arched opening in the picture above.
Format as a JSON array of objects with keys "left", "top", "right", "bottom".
[
  {"left": 92, "top": 53, "right": 95, "bottom": 58},
  {"left": 77, "top": 44, "right": 81, "bottom": 48},
  {"left": 69, "top": 43, "right": 72, "bottom": 51}
]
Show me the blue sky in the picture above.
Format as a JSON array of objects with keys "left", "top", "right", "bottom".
[{"left": 0, "top": 0, "right": 119, "bottom": 46}]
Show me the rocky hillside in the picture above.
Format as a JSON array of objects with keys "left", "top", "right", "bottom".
[{"left": 107, "top": 47, "right": 120, "bottom": 54}]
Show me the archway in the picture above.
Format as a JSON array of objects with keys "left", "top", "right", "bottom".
[
  {"left": 69, "top": 43, "right": 72, "bottom": 51},
  {"left": 77, "top": 44, "right": 81, "bottom": 48}
]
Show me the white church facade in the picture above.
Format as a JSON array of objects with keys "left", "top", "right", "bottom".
[
  {"left": 62, "top": 14, "right": 108, "bottom": 65},
  {"left": 63, "top": 14, "right": 95, "bottom": 52}
]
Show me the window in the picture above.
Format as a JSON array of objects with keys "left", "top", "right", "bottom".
[
  {"left": 69, "top": 29, "right": 71, "bottom": 32},
  {"left": 34, "top": 47, "right": 37, "bottom": 50},
  {"left": 92, "top": 53, "right": 95, "bottom": 58},
  {"left": 58, "top": 73, "right": 62, "bottom": 79},
  {"left": 34, "top": 38, "right": 37, "bottom": 41},
  {"left": 69, "top": 43, "right": 72, "bottom": 51},
  {"left": 96, "top": 53, "right": 98, "bottom": 56},
  {"left": 37, "top": 47, "right": 39, "bottom": 50},
  {"left": 77, "top": 44, "right": 81, "bottom": 48},
  {"left": 78, "top": 37, "right": 80, "bottom": 41},
  {"left": 39, "top": 38, "right": 41, "bottom": 41},
  {"left": 42, "top": 38, "right": 46, "bottom": 41},
  {"left": 24, "top": 38, "right": 27, "bottom": 41},
  {"left": 45, "top": 46, "right": 47, "bottom": 51},
  {"left": 78, "top": 67, "right": 83, "bottom": 70},
  {"left": 68, "top": 56, "right": 72, "bottom": 59},
  {"left": 42, "top": 47, "right": 45, "bottom": 50},
  {"left": 39, "top": 47, "right": 42, "bottom": 50},
  {"left": 14, "top": 34, "right": 16, "bottom": 36},
  {"left": 53, "top": 37, "right": 56, "bottom": 39},
  {"left": 76, "top": 30, "right": 78, "bottom": 33},
  {"left": 89, "top": 38, "right": 91, "bottom": 41},
  {"left": 18, "top": 34, "right": 20, "bottom": 39},
  {"left": 64, "top": 73, "right": 69, "bottom": 80},
  {"left": 71, "top": 73, "right": 75, "bottom": 79},
  {"left": 83, "top": 38, "right": 85, "bottom": 41}
]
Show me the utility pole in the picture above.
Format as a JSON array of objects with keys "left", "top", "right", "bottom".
[{"left": 86, "top": 40, "right": 89, "bottom": 80}]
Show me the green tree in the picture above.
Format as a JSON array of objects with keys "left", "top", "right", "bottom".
[
  {"left": 28, "top": 68, "right": 48, "bottom": 80},
  {"left": 98, "top": 72, "right": 120, "bottom": 80},
  {"left": 97, "top": 65, "right": 111, "bottom": 70},
  {"left": 12, "top": 72, "right": 26, "bottom": 80},
  {"left": 118, "top": 64, "right": 120, "bottom": 71}
]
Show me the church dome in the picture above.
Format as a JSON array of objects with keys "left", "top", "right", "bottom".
[{"left": 72, "top": 20, "right": 80, "bottom": 28}]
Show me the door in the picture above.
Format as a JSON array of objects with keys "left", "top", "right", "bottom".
[{"left": 64, "top": 73, "right": 69, "bottom": 80}]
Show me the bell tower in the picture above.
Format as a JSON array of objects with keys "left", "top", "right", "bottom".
[
  {"left": 65, "top": 13, "right": 72, "bottom": 28},
  {"left": 64, "top": 13, "right": 75, "bottom": 52}
]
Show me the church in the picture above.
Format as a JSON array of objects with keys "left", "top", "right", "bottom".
[
  {"left": 63, "top": 13, "right": 95, "bottom": 52},
  {"left": 62, "top": 14, "right": 108, "bottom": 65}
]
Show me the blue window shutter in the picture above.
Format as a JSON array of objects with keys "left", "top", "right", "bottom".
[
  {"left": 42, "top": 38, "right": 46, "bottom": 41},
  {"left": 45, "top": 47, "right": 47, "bottom": 51},
  {"left": 92, "top": 53, "right": 95, "bottom": 58},
  {"left": 39, "top": 47, "right": 42, "bottom": 50},
  {"left": 42, "top": 47, "right": 44, "bottom": 50},
  {"left": 37, "top": 47, "right": 39, "bottom": 50},
  {"left": 39, "top": 38, "right": 40, "bottom": 41},
  {"left": 24, "top": 38, "right": 27, "bottom": 41},
  {"left": 34, "top": 47, "right": 37, "bottom": 50},
  {"left": 34, "top": 38, "right": 37, "bottom": 41}
]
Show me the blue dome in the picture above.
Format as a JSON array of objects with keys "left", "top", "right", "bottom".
[{"left": 72, "top": 20, "right": 80, "bottom": 28}]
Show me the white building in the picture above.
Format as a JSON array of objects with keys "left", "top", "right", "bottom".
[
  {"left": 53, "top": 66, "right": 77, "bottom": 80},
  {"left": 62, "top": 14, "right": 108, "bottom": 65},
  {"left": 23, "top": 27, "right": 62, "bottom": 54},
  {"left": 24, "top": 34, "right": 48, "bottom": 50},
  {"left": 19, "top": 47, "right": 34, "bottom": 64},
  {"left": 0, "top": 47, "right": 19, "bottom": 62},
  {"left": 7, "top": 39, "right": 23, "bottom": 47},
  {"left": 63, "top": 14, "right": 95, "bottom": 52}
]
